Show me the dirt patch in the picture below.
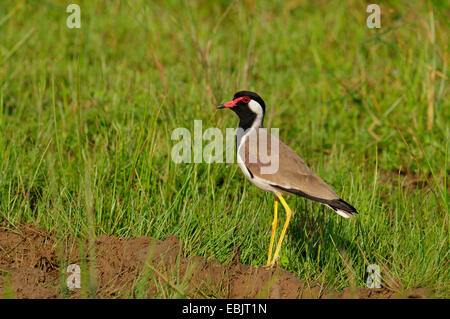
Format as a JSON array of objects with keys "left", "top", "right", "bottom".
[
  {"left": 0, "top": 224, "right": 427, "bottom": 299},
  {"left": 379, "top": 168, "right": 433, "bottom": 190}
]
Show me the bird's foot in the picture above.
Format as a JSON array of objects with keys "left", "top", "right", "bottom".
[{"left": 263, "top": 258, "right": 278, "bottom": 269}]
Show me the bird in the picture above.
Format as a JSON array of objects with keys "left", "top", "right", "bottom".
[{"left": 217, "top": 91, "right": 357, "bottom": 267}]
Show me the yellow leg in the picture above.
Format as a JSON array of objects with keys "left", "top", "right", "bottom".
[
  {"left": 269, "top": 194, "right": 293, "bottom": 266},
  {"left": 266, "top": 198, "right": 278, "bottom": 265}
]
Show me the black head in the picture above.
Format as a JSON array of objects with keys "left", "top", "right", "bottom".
[{"left": 217, "top": 91, "right": 266, "bottom": 130}]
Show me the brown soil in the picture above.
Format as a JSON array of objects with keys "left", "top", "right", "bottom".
[
  {"left": 378, "top": 168, "right": 433, "bottom": 190},
  {"left": 0, "top": 224, "right": 427, "bottom": 299}
]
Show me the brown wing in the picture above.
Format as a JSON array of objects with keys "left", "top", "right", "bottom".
[{"left": 240, "top": 128, "right": 339, "bottom": 200}]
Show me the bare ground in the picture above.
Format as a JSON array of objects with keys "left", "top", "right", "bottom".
[{"left": 0, "top": 224, "right": 428, "bottom": 299}]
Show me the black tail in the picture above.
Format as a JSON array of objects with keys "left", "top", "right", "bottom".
[
  {"left": 327, "top": 198, "right": 358, "bottom": 216},
  {"left": 269, "top": 184, "right": 358, "bottom": 217}
]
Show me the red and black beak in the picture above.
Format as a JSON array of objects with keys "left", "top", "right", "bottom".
[
  {"left": 217, "top": 96, "right": 248, "bottom": 109},
  {"left": 217, "top": 99, "right": 238, "bottom": 109}
]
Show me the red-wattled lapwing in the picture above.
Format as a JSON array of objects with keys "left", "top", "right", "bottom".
[{"left": 217, "top": 91, "right": 357, "bottom": 267}]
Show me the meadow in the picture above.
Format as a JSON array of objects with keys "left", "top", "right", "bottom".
[{"left": 0, "top": 0, "right": 448, "bottom": 297}]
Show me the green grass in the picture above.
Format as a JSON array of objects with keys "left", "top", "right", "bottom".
[{"left": 0, "top": 0, "right": 448, "bottom": 297}]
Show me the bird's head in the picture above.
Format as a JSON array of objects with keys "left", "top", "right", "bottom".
[{"left": 217, "top": 91, "right": 266, "bottom": 129}]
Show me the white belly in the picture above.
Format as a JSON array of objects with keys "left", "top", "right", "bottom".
[{"left": 236, "top": 130, "right": 280, "bottom": 195}]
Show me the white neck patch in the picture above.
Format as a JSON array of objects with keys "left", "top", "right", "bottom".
[{"left": 248, "top": 100, "right": 264, "bottom": 129}]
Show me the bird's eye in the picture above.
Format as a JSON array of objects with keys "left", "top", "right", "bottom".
[{"left": 242, "top": 96, "right": 250, "bottom": 103}]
